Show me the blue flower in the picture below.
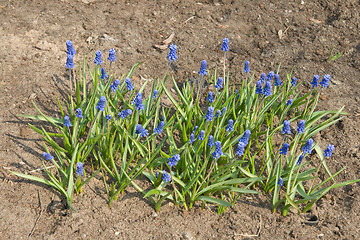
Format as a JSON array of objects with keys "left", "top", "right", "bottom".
[
  {"left": 198, "top": 130, "right": 205, "bottom": 140},
  {"left": 162, "top": 170, "right": 171, "bottom": 182},
  {"left": 256, "top": 80, "right": 262, "bottom": 94},
  {"left": 274, "top": 74, "right": 282, "bottom": 86},
  {"left": 168, "top": 154, "right": 180, "bottom": 168},
  {"left": 207, "top": 91, "right": 214, "bottom": 103},
  {"left": 208, "top": 135, "right": 214, "bottom": 147},
  {"left": 125, "top": 78, "right": 134, "bottom": 91},
  {"left": 119, "top": 109, "right": 132, "bottom": 119},
  {"left": 135, "top": 124, "right": 148, "bottom": 137},
  {"left": 291, "top": 77, "right": 297, "bottom": 87},
  {"left": 239, "top": 130, "right": 251, "bottom": 145},
  {"left": 198, "top": 60, "right": 208, "bottom": 77},
  {"left": 64, "top": 116, "right": 72, "bottom": 127},
  {"left": 236, "top": 142, "right": 246, "bottom": 157},
  {"left": 215, "top": 77, "right": 223, "bottom": 89},
  {"left": 282, "top": 120, "right": 291, "bottom": 135},
  {"left": 212, "top": 141, "right": 223, "bottom": 159},
  {"left": 96, "top": 96, "right": 106, "bottom": 111},
  {"left": 302, "top": 138, "right": 313, "bottom": 154},
  {"left": 311, "top": 75, "right": 319, "bottom": 88},
  {"left": 286, "top": 99, "right": 293, "bottom": 106},
  {"left": 42, "top": 152, "right": 54, "bottom": 161},
  {"left": 280, "top": 143, "right": 290, "bottom": 155},
  {"left": 296, "top": 155, "right": 304, "bottom": 165},
  {"left": 75, "top": 108, "right": 83, "bottom": 118},
  {"left": 221, "top": 107, "right": 226, "bottom": 116},
  {"left": 260, "top": 73, "right": 266, "bottom": 84},
  {"left": 65, "top": 54, "right": 74, "bottom": 69},
  {"left": 263, "top": 81, "right": 272, "bottom": 97},
  {"left": 297, "top": 120, "right": 305, "bottom": 134},
  {"left": 66, "top": 40, "right": 76, "bottom": 55},
  {"left": 221, "top": 38, "right": 229, "bottom": 51},
  {"left": 106, "top": 114, "right": 112, "bottom": 121},
  {"left": 215, "top": 110, "right": 221, "bottom": 118},
  {"left": 189, "top": 133, "right": 195, "bottom": 143},
  {"left": 108, "top": 48, "right": 116, "bottom": 62},
  {"left": 133, "top": 93, "right": 144, "bottom": 110},
  {"left": 76, "top": 162, "right": 84, "bottom": 177},
  {"left": 110, "top": 79, "right": 120, "bottom": 92},
  {"left": 244, "top": 61, "right": 250, "bottom": 73},
  {"left": 192, "top": 126, "right": 199, "bottom": 133},
  {"left": 226, "top": 119, "right": 234, "bottom": 132},
  {"left": 94, "top": 50, "right": 103, "bottom": 65},
  {"left": 324, "top": 144, "right": 335, "bottom": 158},
  {"left": 278, "top": 177, "right": 284, "bottom": 186},
  {"left": 154, "top": 121, "right": 165, "bottom": 135},
  {"left": 100, "top": 68, "right": 108, "bottom": 79},
  {"left": 266, "top": 71, "right": 274, "bottom": 81},
  {"left": 167, "top": 44, "right": 178, "bottom": 63},
  {"left": 320, "top": 74, "right": 331, "bottom": 88},
  {"left": 153, "top": 89, "right": 158, "bottom": 99},
  {"left": 205, "top": 106, "right": 214, "bottom": 122}
]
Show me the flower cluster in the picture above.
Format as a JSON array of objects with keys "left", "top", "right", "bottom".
[
  {"left": 135, "top": 124, "right": 148, "bottom": 137},
  {"left": 133, "top": 93, "right": 144, "bottom": 110},
  {"left": 168, "top": 154, "right": 180, "bottom": 168}
]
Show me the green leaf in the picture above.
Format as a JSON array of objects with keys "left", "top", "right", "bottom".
[{"left": 196, "top": 196, "right": 232, "bottom": 207}]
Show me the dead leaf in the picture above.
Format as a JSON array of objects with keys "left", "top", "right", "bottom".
[{"left": 153, "top": 32, "right": 175, "bottom": 50}]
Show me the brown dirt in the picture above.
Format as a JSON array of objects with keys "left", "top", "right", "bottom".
[{"left": 1, "top": 0, "right": 359, "bottom": 239}]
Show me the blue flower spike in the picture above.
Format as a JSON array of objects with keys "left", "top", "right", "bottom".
[
  {"left": 198, "top": 130, "right": 205, "bottom": 140},
  {"left": 94, "top": 50, "right": 103, "bottom": 65},
  {"left": 119, "top": 109, "right": 132, "bottom": 119},
  {"left": 256, "top": 80, "right": 262, "bottom": 94},
  {"left": 260, "top": 73, "right": 266, "bottom": 84},
  {"left": 302, "top": 138, "right": 314, "bottom": 154},
  {"left": 189, "top": 133, "right": 195, "bottom": 143},
  {"left": 65, "top": 54, "right": 74, "bottom": 69},
  {"left": 64, "top": 116, "right": 72, "bottom": 127},
  {"left": 106, "top": 114, "right": 112, "bottom": 121},
  {"left": 167, "top": 44, "right": 178, "bottom": 63},
  {"left": 205, "top": 106, "right": 214, "bottom": 122},
  {"left": 282, "top": 120, "right": 291, "bottom": 135},
  {"left": 286, "top": 99, "right": 293, "bottom": 106},
  {"left": 291, "top": 77, "right": 297, "bottom": 87},
  {"left": 274, "top": 74, "right": 282, "bottom": 86},
  {"left": 280, "top": 143, "right": 290, "bottom": 155},
  {"left": 244, "top": 61, "right": 250, "bottom": 73},
  {"left": 168, "top": 154, "right": 180, "bottom": 168},
  {"left": 263, "top": 81, "right": 272, "bottom": 97},
  {"left": 311, "top": 75, "right": 319, "bottom": 88},
  {"left": 215, "top": 77, "right": 223, "bottom": 89},
  {"left": 208, "top": 135, "right": 214, "bottom": 147},
  {"left": 162, "top": 170, "right": 171, "bottom": 182},
  {"left": 108, "top": 48, "right": 116, "bottom": 62},
  {"left": 236, "top": 142, "right": 246, "bottom": 157},
  {"left": 226, "top": 119, "right": 234, "bottom": 132},
  {"left": 154, "top": 121, "right": 165, "bottom": 135},
  {"left": 239, "top": 130, "right": 251, "bottom": 145},
  {"left": 96, "top": 96, "right": 106, "bottom": 111},
  {"left": 133, "top": 92, "right": 144, "bottom": 110},
  {"left": 198, "top": 60, "right": 208, "bottom": 77},
  {"left": 153, "top": 89, "right": 158, "bottom": 99},
  {"left": 278, "top": 177, "right": 284, "bottom": 187},
  {"left": 75, "top": 108, "right": 83, "bottom": 118},
  {"left": 266, "top": 71, "right": 274, "bottom": 81},
  {"left": 297, "top": 155, "right": 304, "bottom": 165},
  {"left": 212, "top": 141, "right": 223, "bottom": 159},
  {"left": 125, "top": 78, "right": 134, "bottom": 91},
  {"left": 297, "top": 120, "right": 305, "bottom": 134},
  {"left": 76, "top": 162, "right": 84, "bottom": 177},
  {"left": 110, "top": 79, "right": 120, "bottom": 92},
  {"left": 100, "top": 68, "right": 108, "bottom": 79},
  {"left": 320, "top": 74, "right": 331, "bottom": 88},
  {"left": 207, "top": 91, "right": 214, "bottom": 103},
  {"left": 221, "top": 38, "right": 229, "bottom": 52},
  {"left": 324, "top": 144, "right": 335, "bottom": 158},
  {"left": 66, "top": 40, "right": 76, "bottom": 55},
  {"left": 43, "top": 152, "right": 54, "bottom": 161}
]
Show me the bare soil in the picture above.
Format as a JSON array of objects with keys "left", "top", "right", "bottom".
[{"left": 1, "top": 0, "right": 359, "bottom": 239}]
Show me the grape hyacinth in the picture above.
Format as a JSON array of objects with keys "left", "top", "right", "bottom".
[
  {"left": 280, "top": 143, "right": 290, "bottom": 155},
  {"left": 286, "top": 99, "right": 293, "bottom": 106},
  {"left": 320, "top": 74, "right": 331, "bottom": 88},
  {"left": 297, "top": 155, "right": 304, "bottom": 165},
  {"left": 66, "top": 40, "right": 76, "bottom": 55},
  {"left": 96, "top": 96, "right": 106, "bottom": 111},
  {"left": 302, "top": 138, "right": 313, "bottom": 154},
  {"left": 118, "top": 109, "right": 132, "bottom": 119},
  {"left": 154, "top": 121, "right": 165, "bottom": 135},
  {"left": 221, "top": 38, "right": 229, "bottom": 51},
  {"left": 260, "top": 73, "right": 266, "bottom": 84},
  {"left": 205, "top": 106, "right": 214, "bottom": 122},
  {"left": 135, "top": 124, "right": 148, "bottom": 137},
  {"left": 239, "top": 130, "right": 251, "bottom": 145},
  {"left": 198, "top": 130, "right": 205, "bottom": 140},
  {"left": 153, "top": 89, "right": 158, "bottom": 99},
  {"left": 162, "top": 170, "right": 171, "bottom": 182},
  {"left": 100, "top": 68, "right": 108, "bottom": 79},
  {"left": 167, "top": 44, "right": 178, "bottom": 63},
  {"left": 110, "top": 79, "right": 120, "bottom": 92},
  {"left": 106, "top": 114, "right": 112, "bottom": 121},
  {"left": 221, "top": 107, "right": 226, "bottom": 116},
  {"left": 75, "top": 108, "right": 83, "bottom": 118},
  {"left": 207, "top": 91, "right": 214, "bottom": 103},
  {"left": 189, "top": 133, "right": 195, "bottom": 143},
  {"left": 236, "top": 142, "right": 246, "bottom": 157},
  {"left": 244, "top": 61, "right": 250, "bottom": 73},
  {"left": 212, "top": 141, "right": 223, "bottom": 159},
  {"left": 282, "top": 120, "right": 291, "bottom": 135},
  {"left": 215, "top": 77, "right": 223, "bottom": 89},
  {"left": 43, "top": 152, "right": 54, "bottom": 161},
  {"left": 133, "top": 93, "right": 144, "bottom": 110},
  {"left": 192, "top": 126, "right": 199, "bottom": 133},
  {"left": 94, "top": 50, "right": 103, "bottom": 65},
  {"left": 278, "top": 177, "right": 284, "bottom": 187},
  {"left": 65, "top": 54, "right": 74, "bottom": 69},
  {"left": 76, "top": 162, "right": 84, "bottom": 177},
  {"left": 263, "top": 81, "right": 272, "bottom": 97},
  {"left": 266, "top": 71, "right": 274, "bottom": 81},
  {"left": 208, "top": 135, "right": 214, "bottom": 147},
  {"left": 125, "top": 78, "right": 134, "bottom": 91},
  {"left": 291, "top": 77, "right": 297, "bottom": 87},
  {"left": 168, "top": 154, "right": 180, "bottom": 168},
  {"left": 215, "top": 110, "right": 221, "bottom": 118},
  {"left": 256, "top": 80, "right": 262, "bottom": 94},
  {"left": 198, "top": 60, "right": 208, "bottom": 76},
  {"left": 226, "top": 119, "right": 234, "bottom": 132},
  {"left": 63, "top": 116, "right": 72, "bottom": 127},
  {"left": 108, "top": 48, "right": 116, "bottom": 62},
  {"left": 324, "top": 144, "right": 335, "bottom": 158},
  {"left": 274, "top": 74, "right": 282, "bottom": 86},
  {"left": 311, "top": 75, "right": 319, "bottom": 88},
  {"left": 297, "top": 120, "right": 305, "bottom": 134}
]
